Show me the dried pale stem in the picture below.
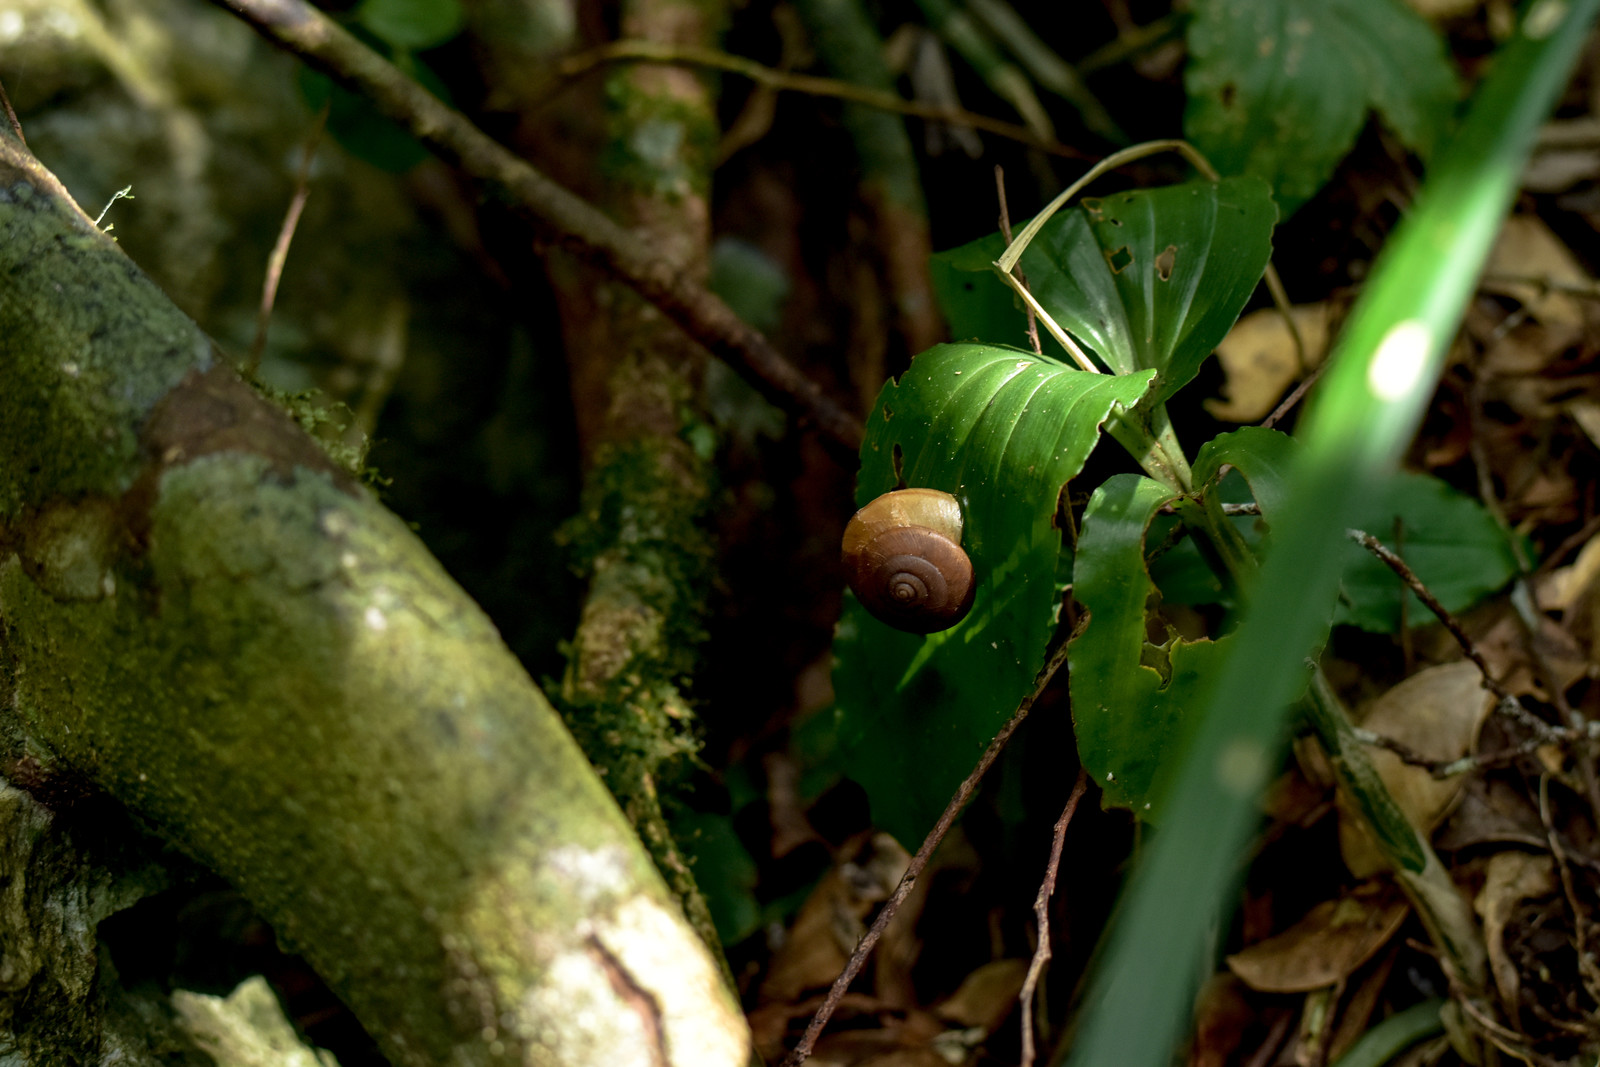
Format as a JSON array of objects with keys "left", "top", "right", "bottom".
[
  {"left": 249, "top": 103, "right": 327, "bottom": 376},
  {"left": 995, "top": 165, "right": 1041, "bottom": 355},
  {"left": 778, "top": 633, "right": 1076, "bottom": 1067},
  {"left": 555, "top": 40, "right": 1086, "bottom": 160},
  {"left": 1019, "top": 768, "right": 1088, "bottom": 1067},
  {"left": 208, "top": 0, "right": 864, "bottom": 453}
]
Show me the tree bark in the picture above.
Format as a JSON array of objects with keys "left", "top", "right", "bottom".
[{"left": 0, "top": 135, "right": 750, "bottom": 1067}]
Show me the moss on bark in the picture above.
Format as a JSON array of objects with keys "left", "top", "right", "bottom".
[{"left": 0, "top": 138, "right": 748, "bottom": 1067}]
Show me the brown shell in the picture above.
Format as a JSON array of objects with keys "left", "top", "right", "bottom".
[{"left": 842, "top": 489, "right": 975, "bottom": 634}]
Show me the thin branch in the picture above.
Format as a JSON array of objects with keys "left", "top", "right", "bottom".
[
  {"left": 1346, "top": 529, "right": 1513, "bottom": 704},
  {"left": 1019, "top": 768, "right": 1089, "bottom": 1067},
  {"left": 249, "top": 103, "right": 327, "bottom": 376},
  {"left": 208, "top": 0, "right": 865, "bottom": 455},
  {"left": 778, "top": 630, "right": 1078, "bottom": 1067},
  {"left": 1260, "top": 357, "right": 1328, "bottom": 429},
  {"left": 555, "top": 40, "right": 1088, "bottom": 161},
  {"left": 0, "top": 74, "right": 24, "bottom": 147},
  {"left": 995, "top": 165, "right": 1041, "bottom": 355}
]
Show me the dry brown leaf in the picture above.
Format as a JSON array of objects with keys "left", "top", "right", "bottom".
[
  {"left": 1188, "top": 975, "right": 1261, "bottom": 1067},
  {"left": 1206, "top": 304, "right": 1332, "bottom": 423},
  {"left": 1473, "top": 850, "right": 1557, "bottom": 1019},
  {"left": 1436, "top": 777, "right": 1548, "bottom": 852},
  {"left": 1226, "top": 882, "right": 1409, "bottom": 993},
  {"left": 931, "top": 959, "right": 1026, "bottom": 1033},
  {"left": 1483, "top": 215, "right": 1590, "bottom": 329},
  {"left": 1474, "top": 606, "right": 1590, "bottom": 702},
  {"left": 758, "top": 832, "right": 911, "bottom": 1005},
  {"left": 1338, "top": 662, "right": 1493, "bottom": 877}
]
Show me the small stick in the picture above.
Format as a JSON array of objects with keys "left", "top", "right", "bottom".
[
  {"left": 1019, "top": 768, "right": 1089, "bottom": 1067},
  {"left": 995, "top": 165, "right": 1041, "bottom": 355},
  {"left": 249, "top": 104, "right": 328, "bottom": 375},
  {"left": 778, "top": 632, "right": 1078, "bottom": 1067},
  {"left": 1346, "top": 529, "right": 1513, "bottom": 704},
  {"left": 0, "top": 74, "right": 24, "bottom": 146},
  {"left": 1260, "top": 357, "right": 1328, "bottom": 429}
]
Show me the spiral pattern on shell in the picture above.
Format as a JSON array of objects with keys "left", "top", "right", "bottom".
[{"left": 842, "top": 489, "right": 975, "bottom": 634}]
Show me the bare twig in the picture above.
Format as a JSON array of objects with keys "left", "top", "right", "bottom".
[
  {"left": 995, "top": 165, "right": 1041, "bottom": 355},
  {"left": 249, "top": 103, "right": 327, "bottom": 376},
  {"left": 1260, "top": 357, "right": 1329, "bottom": 429},
  {"left": 208, "top": 0, "right": 865, "bottom": 455},
  {"left": 556, "top": 40, "right": 1088, "bottom": 161},
  {"left": 778, "top": 631, "right": 1078, "bottom": 1067},
  {"left": 1346, "top": 529, "right": 1514, "bottom": 704},
  {"left": 1019, "top": 768, "right": 1089, "bottom": 1067},
  {"left": 0, "top": 74, "right": 24, "bottom": 147}
]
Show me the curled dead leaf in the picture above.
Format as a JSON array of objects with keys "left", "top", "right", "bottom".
[
  {"left": 1226, "top": 881, "right": 1409, "bottom": 993},
  {"left": 1338, "top": 662, "right": 1493, "bottom": 878}
]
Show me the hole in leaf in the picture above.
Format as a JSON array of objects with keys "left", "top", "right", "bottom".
[
  {"left": 882, "top": 404, "right": 893, "bottom": 421},
  {"left": 1220, "top": 82, "right": 1237, "bottom": 108},
  {"left": 1081, "top": 198, "right": 1104, "bottom": 221},
  {"left": 892, "top": 443, "right": 905, "bottom": 487},
  {"left": 1105, "top": 246, "right": 1134, "bottom": 274},
  {"left": 1155, "top": 244, "right": 1177, "bottom": 281}
]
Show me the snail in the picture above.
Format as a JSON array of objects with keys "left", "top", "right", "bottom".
[{"left": 842, "top": 488, "right": 975, "bottom": 633}]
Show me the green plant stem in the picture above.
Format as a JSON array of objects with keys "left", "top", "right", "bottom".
[
  {"left": 1329, "top": 1000, "right": 1445, "bottom": 1067},
  {"left": 1060, "top": 2, "right": 1600, "bottom": 1064},
  {"left": 1303, "top": 675, "right": 1487, "bottom": 995},
  {"left": 1106, "top": 410, "right": 1191, "bottom": 493}
]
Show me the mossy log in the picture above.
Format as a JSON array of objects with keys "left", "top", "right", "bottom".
[{"left": 0, "top": 136, "right": 749, "bottom": 1067}]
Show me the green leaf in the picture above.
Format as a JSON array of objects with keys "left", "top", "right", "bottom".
[
  {"left": 1068, "top": 474, "right": 1231, "bottom": 818},
  {"left": 1193, "top": 425, "right": 1297, "bottom": 523},
  {"left": 830, "top": 344, "right": 1155, "bottom": 847},
  {"left": 356, "top": 0, "right": 464, "bottom": 51},
  {"left": 1338, "top": 472, "right": 1522, "bottom": 632},
  {"left": 1184, "top": 0, "right": 1459, "bottom": 214},
  {"left": 936, "top": 179, "right": 1276, "bottom": 405}
]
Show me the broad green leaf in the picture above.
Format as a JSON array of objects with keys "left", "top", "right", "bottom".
[
  {"left": 357, "top": 0, "right": 464, "bottom": 51},
  {"left": 1338, "top": 472, "right": 1522, "bottom": 632},
  {"left": 934, "top": 179, "right": 1276, "bottom": 405},
  {"left": 1184, "top": 0, "right": 1459, "bottom": 214},
  {"left": 1193, "top": 426, "right": 1296, "bottom": 523},
  {"left": 830, "top": 344, "right": 1155, "bottom": 847},
  {"left": 1069, "top": 474, "right": 1230, "bottom": 817}
]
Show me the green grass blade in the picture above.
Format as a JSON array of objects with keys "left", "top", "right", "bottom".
[{"left": 1061, "top": 3, "right": 1600, "bottom": 1065}]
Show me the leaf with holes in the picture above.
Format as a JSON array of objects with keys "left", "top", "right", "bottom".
[
  {"left": 827, "top": 344, "right": 1154, "bottom": 847},
  {"left": 1069, "top": 474, "right": 1232, "bottom": 818},
  {"left": 934, "top": 178, "right": 1276, "bottom": 406},
  {"left": 1184, "top": 0, "right": 1459, "bottom": 214}
]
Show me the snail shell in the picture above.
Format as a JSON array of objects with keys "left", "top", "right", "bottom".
[{"left": 842, "top": 488, "right": 975, "bottom": 634}]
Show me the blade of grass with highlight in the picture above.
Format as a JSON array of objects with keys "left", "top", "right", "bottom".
[{"left": 1059, "top": 3, "right": 1600, "bottom": 1065}]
